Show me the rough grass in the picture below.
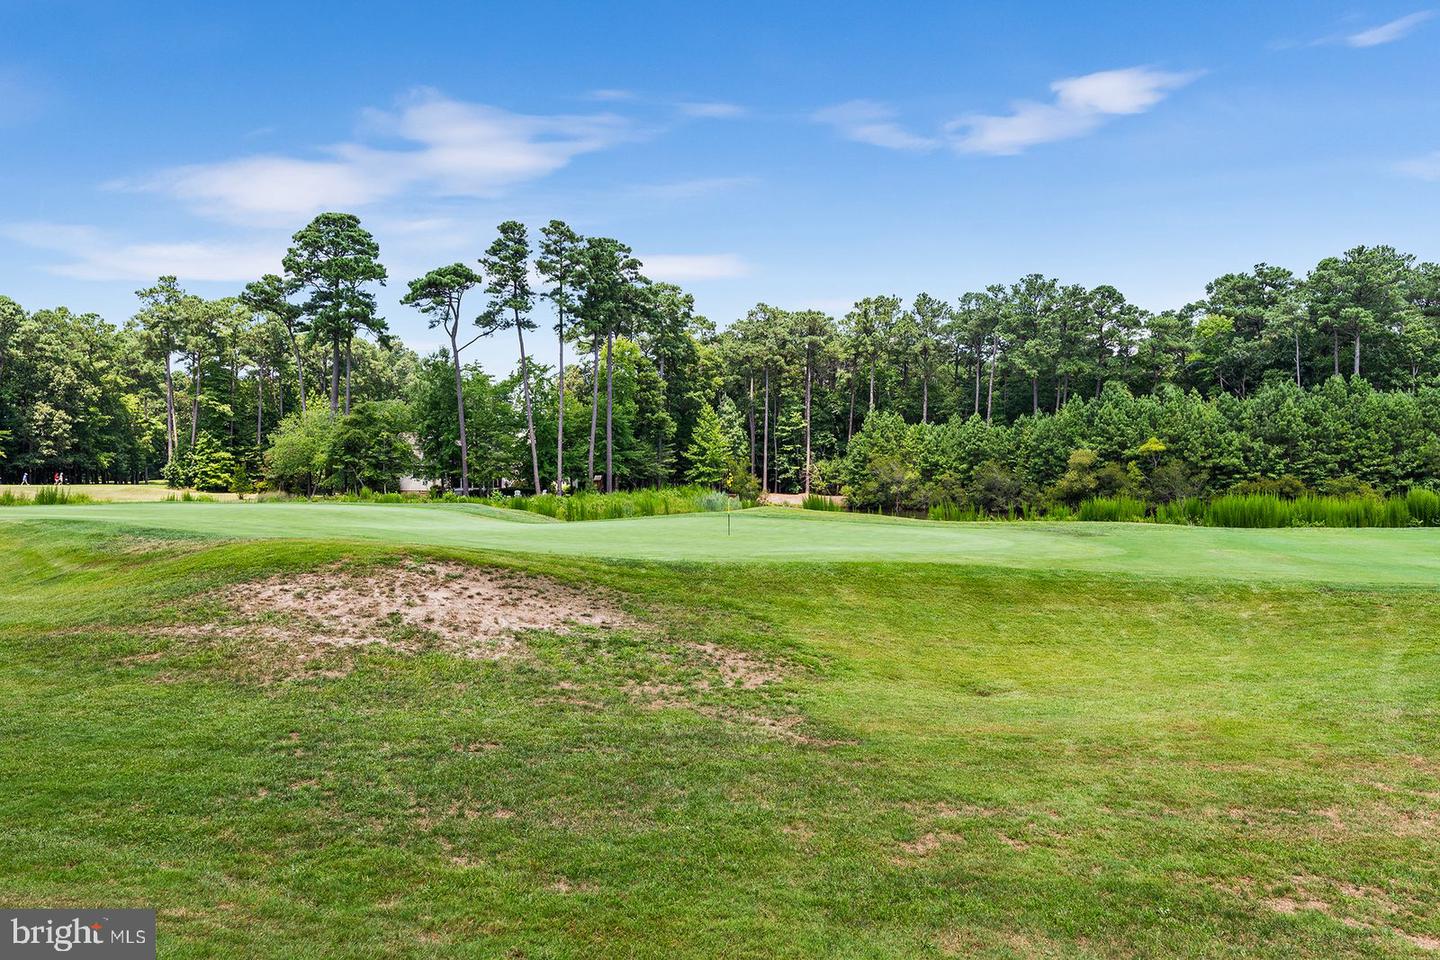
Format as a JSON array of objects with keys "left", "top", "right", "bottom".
[{"left": 1, "top": 515, "right": 1438, "bottom": 957}]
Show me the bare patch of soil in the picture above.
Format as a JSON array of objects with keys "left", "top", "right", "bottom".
[
  {"left": 685, "top": 641, "right": 783, "bottom": 689},
  {"left": 141, "top": 561, "right": 636, "bottom": 682},
  {"left": 1218, "top": 874, "right": 1436, "bottom": 947},
  {"left": 218, "top": 562, "right": 632, "bottom": 658}
]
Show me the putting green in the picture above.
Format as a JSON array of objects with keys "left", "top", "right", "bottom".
[{"left": 6, "top": 501, "right": 1440, "bottom": 585}]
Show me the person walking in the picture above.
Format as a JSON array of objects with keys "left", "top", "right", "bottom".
[{"left": 20, "top": 471, "right": 27, "bottom": 485}]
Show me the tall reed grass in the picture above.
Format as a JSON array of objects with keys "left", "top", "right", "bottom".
[
  {"left": 925, "top": 489, "right": 1440, "bottom": 528},
  {"left": 1077, "top": 496, "right": 1147, "bottom": 522},
  {"left": 463, "top": 485, "right": 751, "bottom": 521},
  {"left": 1, "top": 486, "right": 95, "bottom": 506}
]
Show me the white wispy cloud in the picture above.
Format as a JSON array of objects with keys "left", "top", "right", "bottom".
[
  {"left": 811, "top": 100, "right": 939, "bottom": 151},
  {"left": 1396, "top": 150, "right": 1440, "bottom": 180},
  {"left": 1346, "top": 10, "right": 1434, "bottom": 46},
  {"left": 585, "top": 88, "right": 636, "bottom": 101},
  {"left": 946, "top": 67, "right": 1199, "bottom": 155},
  {"left": 120, "top": 89, "right": 637, "bottom": 224},
  {"left": 813, "top": 68, "right": 1197, "bottom": 157},
  {"left": 676, "top": 101, "right": 746, "bottom": 118},
  {"left": 639, "top": 253, "right": 750, "bottom": 281},
  {"left": 3, "top": 222, "right": 281, "bottom": 282}
]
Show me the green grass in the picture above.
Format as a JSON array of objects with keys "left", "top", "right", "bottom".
[
  {"left": 7, "top": 501, "right": 1440, "bottom": 585},
  {"left": 1, "top": 508, "right": 1438, "bottom": 957}
]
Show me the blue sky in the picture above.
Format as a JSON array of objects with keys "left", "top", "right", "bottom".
[{"left": 1, "top": 0, "right": 1437, "bottom": 369}]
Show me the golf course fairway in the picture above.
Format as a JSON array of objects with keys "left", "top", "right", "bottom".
[
  {"left": 5, "top": 501, "right": 1440, "bottom": 585},
  {"left": 3, "top": 505, "right": 1438, "bottom": 958}
]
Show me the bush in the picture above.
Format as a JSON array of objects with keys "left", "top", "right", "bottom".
[
  {"left": 967, "top": 460, "right": 1021, "bottom": 515},
  {"left": 801, "top": 494, "right": 840, "bottom": 511},
  {"left": 697, "top": 491, "right": 733, "bottom": 512},
  {"left": 725, "top": 458, "right": 761, "bottom": 501},
  {"left": 1230, "top": 475, "right": 1309, "bottom": 499}
]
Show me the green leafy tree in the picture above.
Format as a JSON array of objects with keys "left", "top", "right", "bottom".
[
  {"left": 325, "top": 400, "right": 416, "bottom": 493},
  {"left": 281, "top": 212, "right": 388, "bottom": 415},
  {"left": 482, "top": 221, "right": 541, "bottom": 493},
  {"left": 536, "top": 220, "right": 584, "bottom": 492},
  {"left": 264, "top": 407, "right": 334, "bottom": 495},
  {"left": 684, "top": 401, "right": 738, "bottom": 487},
  {"left": 401, "top": 263, "right": 485, "bottom": 492}
]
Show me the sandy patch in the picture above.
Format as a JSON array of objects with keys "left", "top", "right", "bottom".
[
  {"left": 140, "top": 561, "right": 635, "bottom": 682},
  {"left": 214, "top": 561, "right": 632, "bottom": 659}
]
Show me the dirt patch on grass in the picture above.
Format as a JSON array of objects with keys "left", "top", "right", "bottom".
[
  {"left": 219, "top": 561, "right": 632, "bottom": 658},
  {"left": 144, "top": 561, "right": 635, "bottom": 681},
  {"left": 1219, "top": 874, "right": 1437, "bottom": 948}
]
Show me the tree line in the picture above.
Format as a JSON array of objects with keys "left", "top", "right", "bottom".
[{"left": 0, "top": 211, "right": 1436, "bottom": 502}]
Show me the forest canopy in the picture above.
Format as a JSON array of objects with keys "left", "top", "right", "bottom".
[{"left": 1, "top": 214, "right": 1437, "bottom": 509}]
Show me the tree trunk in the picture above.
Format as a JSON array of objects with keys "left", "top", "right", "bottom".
[
  {"left": 804, "top": 359, "right": 813, "bottom": 495},
  {"left": 973, "top": 358, "right": 981, "bottom": 416},
  {"left": 517, "top": 321, "right": 540, "bottom": 494},
  {"left": 344, "top": 340, "right": 352, "bottom": 415},
  {"left": 190, "top": 361, "right": 202, "bottom": 448},
  {"left": 288, "top": 328, "right": 307, "bottom": 414},
  {"left": 1031, "top": 376, "right": 1039, "bottom": 415},
  {"left": 330, "top": 339, "right": 341, "bottom": 414},
  {"left": 868, "top": 361, "right": 875, "bottom": 410},
  {"left": 921, "top": 374, "right": 929, "bottom": 423},
  {"left": 229, "top": 355, "right": 237, "bottom": 442},
  {"left": 587, "top": 338, "right": 600, "bottom": 489},
  {"left": 762, "top": 366, "right": 770, "bottom": 494},
  {"left": 847, "top": 366, "right": 856, "bottom": 441},
  {"left": 1332, "top": 329, "right": 1339, "bottom": 377},
  {"left": 748, "top": 374, "right": 756, "bottom": 473},
  {"left": 163, "top": 355, "right": 176, "bottom": 463},
  {"left": 450, "top": 329, "right": 469, "bottom": 494},
  {"left": 555, "top": 312, "right": 565, "bottom": 493},
  {"left": 1352, "top": 332, "right": 1361, "bottom": 377},
  {"left": 985, "top": 347, "right": 996, "bottom": 424},
  {"left": 604, "top": 331, "right": 615, "bottom": 492},
  {"left": 1294, "top": 329, "right": 1302, "bottom": 387},
  {"left": 256, "top": 373, "right": 263, "bottom": 447}
]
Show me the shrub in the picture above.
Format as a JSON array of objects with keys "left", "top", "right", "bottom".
[
  {"left": 1230, "top": 475, "right": 1309, "bottom": 499},
  {"left": 801, "top": 494, "right": 840, "bottom": 511},
  {"left": 698, "top": 491, "right": 733, "bottom": 512},
  {"left": 967, "top": 460, "right": 1021, "bottom": 515}
]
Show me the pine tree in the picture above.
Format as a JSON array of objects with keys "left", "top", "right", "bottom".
[{"left": 685, "top": 403, "right": 734, "bottom": 487}]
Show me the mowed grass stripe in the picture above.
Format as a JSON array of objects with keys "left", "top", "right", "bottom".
[{"left": 5, "top": 502, "right": 1440, "bottom": 585}]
